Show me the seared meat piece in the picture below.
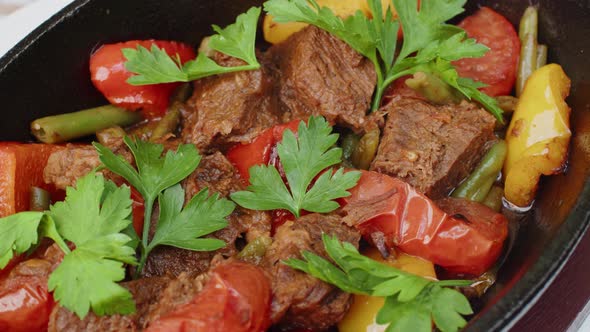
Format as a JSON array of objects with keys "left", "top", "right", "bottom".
[
  {"left": 43, "top": 145, "right": 102, "bottom": 190},
  {"left": 371, "top": 98, "right": 496, "bottom": 199},
  {"left": 143, "top": 152, "right": 271, "bottom": 278},
  {"left": 182, "top": 151, "right": 242, "bottom": 199},
  {"left": 181, "top": 53, "right": 280, "bottom": 151},
  {"left": 49, "top": 272, "right": 209, "bottom": 332},
  {"left": 269, "top": 26, "right": 377, "bottom": 133},
  {"left": 143, "top": 273, "right": 208, "bottom": 324},
  {"left": 48, "top": 277, "right": 170, "bottom": 332},
  {"left": 263, "top": 213, "right": 360, "bottom": 330},
  {"left": 43, "top": 139, "right": 132, "bottom": 190}
]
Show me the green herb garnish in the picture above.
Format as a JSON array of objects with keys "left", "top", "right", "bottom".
[
  {"left": 0, "top": 172, "right": 137, "bottom": 319},
  {"left": 264, "top": 0, "right": 503, "bottom": 121},
  {"left": 123, "top": 7, "right": 262, "bottom": 85},
  {"left": 286, "top": 235, "right": 474, "bottom": 332},
  {"left": 231, "top": 116, "right": 361, "bottom": 218},
  {"left": 94, "top": 137, "right": 234, "bottom": 276}
]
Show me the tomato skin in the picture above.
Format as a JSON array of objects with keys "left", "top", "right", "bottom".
[
  {"left": 226, "top": 120, "right": 301, "bottom": 182},
  {"left": 90, "top": 40, "right": 196, "bottom": 118},
  {"left": 344, "top": 171, "right": 508, "bottom": 276},
  {"left": 0, "top": 260, "right": 55, "bottom": 332},
  {"left": 453, "top": 7, "right": 520, "bottom": 96},
  {"left": 146, "top": 262, "right": 271, "bottom": 332},
  {"left": 130, "top": 187, "right": 145, "bottom": 236}
]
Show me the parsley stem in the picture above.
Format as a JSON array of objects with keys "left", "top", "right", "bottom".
[
  {"left": 135, "top": 197, "right": 155, "bottom": 278},
  {"left": 186, "top": 63, "right": 260, "bottom": 82},
  {"left": 371, "top": 69, "right": 417, "bottom": 112},
  {"left": 436, "top": 280, "right": 473, "bottom": 287},
  {"left": 52, "top": 234, "right": 72, "bottom": 255}
]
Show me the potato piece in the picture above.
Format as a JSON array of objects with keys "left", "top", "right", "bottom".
[{"left": 263, "top": 15, "right": 308, "bottom": 45}]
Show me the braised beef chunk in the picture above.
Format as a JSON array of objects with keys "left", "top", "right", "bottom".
[
  {"left": 263, "top": 214, "right": 360, "bottom": 330},
  {"left": 371, "top": 98, "right": 496, "bottom": 199},
  {"left": 182, "top": 151, "right": 242, "bottom": 199},
  {"left": 48, "top": 277, "right": 170, "bottom": 332},
  {"left": 181, "top": 53, "right": 280, "bottom": 151},
  {"left": 44, "top": 145, "right": 102, "bottom": 189},
  {"left": 143, "top": 152, "right": 270, "bottom": 278},
  {"left": 43, "top": 139, "right": 131, "bottom": 190},
  {"left": 144, "top": 273, "right": 208, "bottom": 325},
  {"left": 269, "top": 26, "right": 377, "bottom": 133}
]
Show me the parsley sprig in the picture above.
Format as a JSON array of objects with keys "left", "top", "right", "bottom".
[
  {"left": 0, "top": 172, "right": 137, "bottom": 318},
  {"left": 0, "top": 138, "right": 236, "bottom": 318},
  {"left": 94, "top": 137, "right": 234, "bottom": 276},
  {"left": 123, "top": 7, "right": 262, "bottom": 85},
  {"left": 264, "top": 0, "right": 504, "bottom": 121},
  {"left": 231, "top": 116, "right": 361, "bottom": 217},
  {"left": 286, "top": 235, "right": 474, "bottom": 332}
]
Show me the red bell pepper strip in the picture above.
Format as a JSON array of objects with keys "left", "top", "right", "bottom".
[
  {"left": 90, "top": 40, "right": 196, "bottom": 118},
  {"left": 343, "top": 171, "right": 508, "bottom": 276},
  {"left": 146, "top": 262, "right": 271, "bottom": 332},
  {"left": 226, "top": 120, "right": 300, "bottom": 182},
  {"left": 0, "top": 143, "right": 64, "bottom": 218},
  {"left": 0, "top": 246, "right": 62, "bottom": 332}
]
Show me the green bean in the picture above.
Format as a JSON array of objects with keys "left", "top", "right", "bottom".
[
  {"left": 516, "top": 6, "right": 539, "bottom": 96},
  {"left": 341, "top": 133, "right": 360, "bottom": 161},
  {"left": 96, "top": 126, "right": 126, "bottom": 146},
  {"left": 495, "top": 96, "right": 519, "bottom": 114},
  {"left": 351, "top": 129, "right": 380, "bottom": 170},
  {"left": 452, "top": 140, "right": 508, "bottom": 202},
  {"left": 482, "top": 186, "right": 504, "bottom": 212},
  {"left": 31, "top": 105, "right": 142, "bottom": 144},
  {"left": 518, "top": 6, "right": 538, "bottom": 41},
  {"left": 127, "top": 120, "right": 158, "bottom": 141},
  {"left": 30, "top": 187, "right": 50, "bottom": 211},
  {"left": 237, "top": 236, "right": 272, "bottom": 264},
  {"left": 170, "top": 83, "right": 193, "bottom": 103},
  {"left": 405, "top": 72, "right": 462, "bottom": 105},
  {"left": 150, "top": 105, "right": 181, "bottom": 141},
  {"left": 536, "top": 44, "right": 548, "bottom": 69}
]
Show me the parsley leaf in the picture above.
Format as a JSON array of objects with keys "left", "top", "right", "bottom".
[
  {"left": 95, "top": 137, "right": 235, "bottom": 276},
  {"left": 47, "top": 172, "right": 137, "bottom": 319},
  {"left": 94, "top": 137, "right": 201, "bottom": 205},
  {"left": 231, "top": 116, "right": 361, "bottom": 217},
  {"left": 263, "top": 0, "right": 504, "bottom": 121},
  {"left": 93, "top": 137, "right": 201, "bottom": 247},
  {"left": 123, "top": 7, "right": 262, "bottom": 85},
  {"left": 285, "top": 235, "right": 473, "bottom": 332},
  {"left": 147, "top": 184, "right": 233, "bottom": 253},
  {"left": 0, "top": 212, "right": 44, "bottom": 268}
]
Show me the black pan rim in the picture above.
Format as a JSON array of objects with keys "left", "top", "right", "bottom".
[{"left": 1, "top": 0, "right": 589, "bottom": 330}]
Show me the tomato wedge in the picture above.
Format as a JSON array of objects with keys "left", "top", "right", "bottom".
[
  {"left": 343, "top": 171, "right": 508, "bottom": 276},
  {"left": 226, "top": 120, "right": 301, "bottom": 182},
  {"left": 90, "top": 40, "right": 196, "bottom": 118},
  {"left": 146, "top": 262, "right": 271, "bottom": 332},
  {"left": 0, "top": 246, "right": 62, "bottom": 332},
  {"left": 453, "top": 7, "right": 520, "bottom": 96},
  {"left": 0, "top": 143, "right": 64, "bottom": 217}
]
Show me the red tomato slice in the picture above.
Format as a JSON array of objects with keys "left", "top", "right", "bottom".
[
  {"left": 130, "top": 187, "right": 145, "bottom": 237},
  {"left": 146, "top": 262, "right": 271, "bottom": 332},
  {"left": 453, "top": 7, "right": 520, "bottom": 96},
  {"left": 0, "top": 257, "right": 57, "bottom": 332},
  {"left": 226, "top": 120, "right": 301, "bottom": 183},
  {"left": 343, "top": 171, "right": 508, "bottom": 276},
  {"left": 90, "top": 40, "right": 196, "bottom": 118}
]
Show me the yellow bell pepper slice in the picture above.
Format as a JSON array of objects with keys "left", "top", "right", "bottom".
[
  {"left": 504, "top": 64, "right": 571, "bottom": 207},
  {"left": 263, "top": 0, "right": 381, "bottom": 45},
  {"left": 338, "top": 249, "right": 436, "bottom": 332}
]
